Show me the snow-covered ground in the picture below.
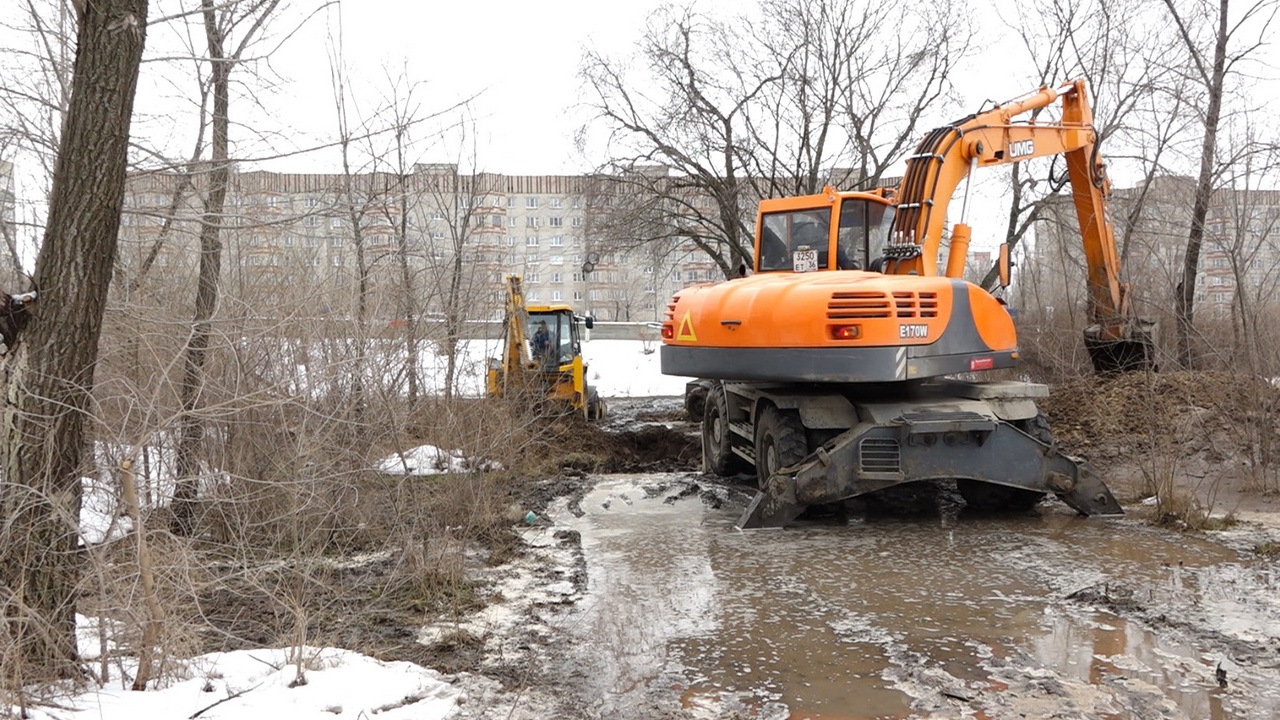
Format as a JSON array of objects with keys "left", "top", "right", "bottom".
[
  {"left": 41, "top": 339, "right": 686, "bottom": 719},
  {"left": 24, "top": 630, "right": 460, "bottom": 720}
]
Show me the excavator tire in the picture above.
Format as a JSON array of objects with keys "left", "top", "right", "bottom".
[
  {"left": 957, "top": 413, "right": 1051, "bottom": 512},
  {"left": 754, "top": 405, "right": 808, "bottom": 490},
  {"left": 703, "top": 384, "right": 747, "bottom": 476}
]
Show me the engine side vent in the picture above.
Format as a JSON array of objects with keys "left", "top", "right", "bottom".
[
  {"left": 859, "top": 437, "right": 901, "bottom": 474},
  {"left": 829, "top": 291, "right": 940, "bottom": 320},
  {"left": 828, "top": 291, "right": 892, "bottom": 319}
]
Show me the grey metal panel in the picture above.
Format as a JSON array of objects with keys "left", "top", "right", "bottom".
[{"left": 661, "top": 344, "right": 1018, "bottom": 383}]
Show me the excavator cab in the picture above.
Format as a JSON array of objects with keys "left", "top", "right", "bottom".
[{"left": 755, "top": 190, "right": 896, "bottom": 274}]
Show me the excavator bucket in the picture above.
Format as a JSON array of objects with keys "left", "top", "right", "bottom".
[{"left": 1084, "top": 320, "right": 1157, "bottom": 374}]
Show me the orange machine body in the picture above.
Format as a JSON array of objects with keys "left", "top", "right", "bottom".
[{"left": 661, "top": 190, "right": 1018, "bottom": 383}]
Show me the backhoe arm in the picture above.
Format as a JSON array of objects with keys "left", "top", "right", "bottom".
[{"left": 891, "top": 79, "right": 1154, "bottom": 372}]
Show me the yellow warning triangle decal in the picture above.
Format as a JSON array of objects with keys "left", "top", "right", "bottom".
[{"left": 677, "top": 311, "right": 698, "bottom": 341}]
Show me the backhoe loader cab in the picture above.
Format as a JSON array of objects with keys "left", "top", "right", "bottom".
[{"left": 486, "top": 276, "right": 605, "bottom": 420}]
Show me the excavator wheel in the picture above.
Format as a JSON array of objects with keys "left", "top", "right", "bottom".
[
  {"left": 754, "top": 405, "right": 808, "bottom": 490},
  {"left": 703, "top": 384, "right": 749, "bottom": 476},
  {"left": 958, "top": 413, "right": 1051, "bottom": 512}
]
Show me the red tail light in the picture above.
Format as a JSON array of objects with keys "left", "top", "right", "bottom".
[
  {"left": 831, "top": 325, "right": 861, "bottom": 340},
  {"left": 661, "top": 325, "right": 674, "bottom": 339}
]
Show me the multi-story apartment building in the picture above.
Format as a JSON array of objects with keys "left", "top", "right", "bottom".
[
  {"left": 118, "top": 164, "right": 734, "bottom": 323},
  {"left": 1022, "top": 176, "right": 1280, "bottom": 319},
  {"left": 0, "top": 160, "right": 15, "bottom": 263}
]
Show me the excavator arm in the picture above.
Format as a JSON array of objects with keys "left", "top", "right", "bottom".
[{"left": 891, "top": 79, "right": 1154, "bottom": 373}]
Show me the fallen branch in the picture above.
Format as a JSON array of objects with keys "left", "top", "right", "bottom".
[{"left": 189, "top": 682, "right": 263, "bottom": 719}]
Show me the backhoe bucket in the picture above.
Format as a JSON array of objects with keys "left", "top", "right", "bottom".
[{"left": 1084, "top": 320, "right": 1156, "bottom": 374}]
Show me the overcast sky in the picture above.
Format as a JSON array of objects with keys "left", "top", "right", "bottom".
[{"left": 253, "top": 0, "right": 721, "bottom": 175}]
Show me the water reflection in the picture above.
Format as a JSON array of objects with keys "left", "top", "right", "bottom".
[{"left": 559, "top": 476, "right": 1275, "bottom": 719}]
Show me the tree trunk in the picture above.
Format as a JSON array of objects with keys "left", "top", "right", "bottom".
[
  {"left": 1, "top": 0, "right": 149, "bottom": 678},
  {"left": 172, "top": 0, "right": 230, "bottom": 535},
  {"left": 1172, "top": 0, "right": 1229, "bottom": 369}
]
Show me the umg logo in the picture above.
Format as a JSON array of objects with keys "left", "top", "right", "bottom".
[{"left": 1009, "top": 139, "right": 1034, "bottom": 158}]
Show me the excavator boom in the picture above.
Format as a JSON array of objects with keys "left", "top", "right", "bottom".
[{"left": 892, "top": 79, "right": 1154, "bottom": 372}]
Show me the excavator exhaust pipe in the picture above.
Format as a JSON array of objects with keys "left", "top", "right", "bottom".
[{"left": 1084, "top": 320, "right": 1157, "bottom": 374}]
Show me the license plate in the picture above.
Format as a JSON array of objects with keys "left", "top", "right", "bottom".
[{"left": 792, "top": 249, "right": 819, "bottom": 273}]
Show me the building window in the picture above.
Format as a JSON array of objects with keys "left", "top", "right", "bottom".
[
  {"left": 491, "top": 196, "right": 503, "bottom": 207},
  {"left": 506, "top": 236, "right": 516, "bottom": 246},
  {"left": 573, "top": 291, "right": 583, "bottom": 301},
  {"left": 509, "top": 217, "right": 518, "bottom": 227},
  {"left": 527, "top": 273, "right": 540, "bottom": 283},
  {"left": 526, "top": 197, "right": 539, "bottom": 209},
  {"left": 305, "top": 197, "right": 319, "bottom": 208},
  {"left": 306, "top": 237, "right": 321, "bottom": 247},
  {"left": 527, "top": 253, "right": 539, "bottom": 262},
  {"left": 304, "top": 216, "right": 320, "bottom": 227},
  {"left": 432, "top": 231, "right": 444, "bottom": 240},
  {"left": 551, "top": 272, "right": 563, "bottom": 283},
  {"left": 526, "top": 217, "right": 540, "bottom": 228},
  {"left": 571, "top": 216, "right": 583, "bottom": 228},
  {"left": 528, "top": 291, "right": 541, "bottom": 301},
  {"left": 330, "top": 217, "right": 343, "bottom": 228},
  {"left": 491, "top": 215, "right": 502, "bottom": 227},
  {"left": 549, "top": 236, "right": 563, "bottom": 247},
  {"left": 458, "top": 197, "right": 470, "bottom": 208},
  {"left": 552, "top": 290, "right": 562, "bottom": 301},
  {"left": 331, "top": 237, "right": 344, "bottom": 247},
  {"left": 550, "top": 198, "right": 563, "bottom": 209},
  {"left": 550, "top": 255, "right": 563, "bottom": 265},
  {"left": 430, "top": 209, "right": 444, "bottom": 220},
  {"left": 526, "top": 236, "right": 539, "bottom": 246},
  {"left": 330, "top": 255, "right": 342, "bottom": 266},
  {"left": 549, "top": 217, "right": 564, "bottom": 228}
]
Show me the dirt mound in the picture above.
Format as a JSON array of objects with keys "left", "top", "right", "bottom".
[
  {"left": 1041, "top": 370, "right": 1280, "bottom": 460},
  {"left": 534, "top": 414, "right": 702, "bottom": 474}
]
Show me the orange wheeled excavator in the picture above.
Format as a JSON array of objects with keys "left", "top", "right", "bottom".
[{"left": 660, "top": 79, "right": 1154, "bottom": 528}]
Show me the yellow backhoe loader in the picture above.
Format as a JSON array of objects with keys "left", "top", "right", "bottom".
[{"left": 486, "top": 275, "right": 606, "bottom": 420}]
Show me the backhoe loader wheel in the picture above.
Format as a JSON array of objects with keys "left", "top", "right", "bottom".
[
  {"left": 754, "top": 405, "right": 807, "bottom": 490},
  {"left": 587, "top": 387, "right": 606, "bottom": 420},
  {"left": 703, "top": 384, "right": 747, "bottom": 476}
]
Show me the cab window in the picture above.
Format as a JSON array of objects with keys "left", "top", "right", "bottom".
[
  {"left": 837, "top": 199, "right": 895, "bottom": 270},
  {"left": 757, "top": 209, "right": 832, "bottom": 272}
]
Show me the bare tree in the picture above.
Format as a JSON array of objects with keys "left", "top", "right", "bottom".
[
  {"left": 1162, "top": 0, "right": 1278, "bottom": 368},
  {"left": 1, "top": 0, "right": 149, "bottom": 676},
  {"left": 579, "top": 0, "right": 970, "bottom": 278},
  {"left": 171, "top": 0, "right": 284, "bottom": 536}
]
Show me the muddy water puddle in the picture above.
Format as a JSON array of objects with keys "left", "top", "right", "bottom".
[{"left": 551, "top": 475, "right": 1280, "bottom": 719}]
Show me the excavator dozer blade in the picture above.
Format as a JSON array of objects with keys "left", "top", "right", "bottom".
[
  {"left": 1053, "top": 464, "right": 1124, "bottom": 516},
  {"left": 1084, "top": 321, "right": 1157, "bottom": 374},
  {"left": 737, "top": 474, "right": 806, "bottom": 530}
]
